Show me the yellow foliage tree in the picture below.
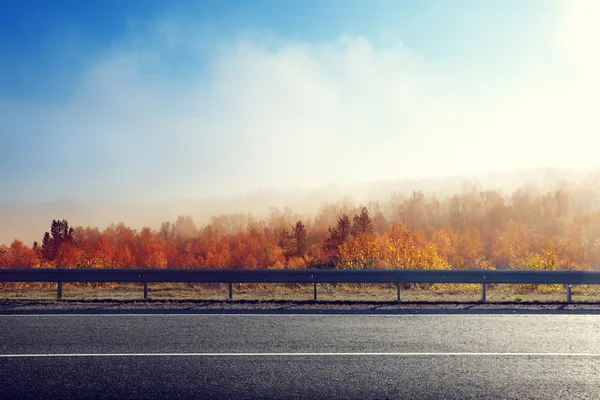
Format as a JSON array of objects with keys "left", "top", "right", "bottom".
[
  {"left": 510, "top": 243, "right": 560, "bottom": 292},
  {"left": 287, "top": 256, "right": 307, "bottom": 270},
  {"left": 382, "top": 224, "right": 451, "bottom": 270},
  {"left": 336, "top": 233, "right": 381, "bottom": 269}
]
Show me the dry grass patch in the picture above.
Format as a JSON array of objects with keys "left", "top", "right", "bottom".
[{"left": 1, "top": 282, "right": 600, "bottom": 302}]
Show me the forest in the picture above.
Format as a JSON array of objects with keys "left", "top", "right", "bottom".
[{"left": 2, "top": 180, "right": 600, "bottom": 273}]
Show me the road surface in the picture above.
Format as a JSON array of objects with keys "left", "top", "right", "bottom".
[{"left": 1, "top": 313, "right": 600, "bottom": 399}]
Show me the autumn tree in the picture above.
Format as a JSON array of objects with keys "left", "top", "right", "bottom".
[
  {"left": 55, "top": 242, "right": 81, "bottom": 268},
  {"left": 41, "top": 220, "right": 75, "bottom": 261},
  {"left": 278, "top": 229, "right": 293, "bottom": 260},
  {"left": 89, "top": 236, "right": 115, "bottom": 268},
  {"left": 72, "top": 226, "right": 100, "bottom": 253},
  {"left": 105, "top": 223, "right": 137, "bottom": 268},
  {"left": 492, "top": 221, "right": 539, "bottom": 269},
  {"left": 135, "top": 227, "right": 167, "bottom": 268},
  {"left": 0, "top": 245, "right": 8, "bottom": 268},
  {"left": 329, "top": 207, "right": 380, "bottom": 269},
  {"left": 291, "top": 221, "right": 307, "bottom": 258},
  {"left": 382, "top": 223, "right": 450, "bottom": 270},
  {"left": 203, "top": 238, "right": 231, "bottom": 269},
  {"left": 5, "top": 240, "right": 38, "bottom": 268},
  {"left": 323, "top": 214, "right": 352, "bottom": 262},
  {"left": 404, "top": 191, "right": 427, "bottom": 229},
  {"left": 337, "top": 233, "right": 381, "bottom": 269},
  {"left": 372, "top": 211, "right": 390, "bottom": 234},
  {"left": 159, "top": 221, "right": 174, "bottom": 242},
  {"left": 351, "top": 207, "right": 374, "bottom": 236},
  {"left": 452, "top": 225, "right": 484, "bottom": 269},
  {"left": 173, "top": 215, "right": 198, "bottom": 240}
]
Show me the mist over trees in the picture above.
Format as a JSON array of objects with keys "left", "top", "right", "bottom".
[
  {"left": 4, "top": 179, "right": 600, "bottom": 271},
  {"left": 3, "top": 168, "right": 600, "bottom": 248}
]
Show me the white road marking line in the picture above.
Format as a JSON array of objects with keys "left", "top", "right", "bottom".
[
  {"left": 0, "top": 313, "right": 597, "bottom": 317},
  {"left": 1, "top": 352, "right": 600, "bottom": 358}
]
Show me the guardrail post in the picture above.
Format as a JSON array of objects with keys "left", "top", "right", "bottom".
[
  {"left": 143, "top": 282, "right": 148, "bottom": 300},
  {"left": 313, "top": 282, "right": 317, "bottom": 302},
  {"left": 228, "top": 282, "right": 233, "bottom": 300},
  {"left": 481, "top": 283, "right": 486, "bottom": 302},
  {"left": 57, "top": 282, "right": 63, "bottom": 300},
  {"left": 396, "top": 283, "right": 401, "bottom": 302},
  {"left": 566, "top": 284, "right": 572, "bottom": 303}
]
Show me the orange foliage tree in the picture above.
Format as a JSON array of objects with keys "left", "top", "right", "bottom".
[
  {"left": 4, "top": 240, "right": 38, "bottom": 268},
  {"left": 8, "top": 180, "right": 600, "bottom": 273}
]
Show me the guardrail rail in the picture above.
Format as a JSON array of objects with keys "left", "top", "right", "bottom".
[{"left": 1, "top": 268, "right": 599, "bottom": 302}]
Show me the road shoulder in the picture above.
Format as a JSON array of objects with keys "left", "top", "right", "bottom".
[{"left": 2, "top": 299, "right": 600, "bottom": 314}]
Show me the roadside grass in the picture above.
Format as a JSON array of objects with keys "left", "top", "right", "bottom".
[{"left": 1, "top": 282, "right": 600, "bottom": 303}]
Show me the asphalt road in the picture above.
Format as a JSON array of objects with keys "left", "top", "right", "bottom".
[{"left": 1, "top": 313, "right": 600, "bottom": 399}]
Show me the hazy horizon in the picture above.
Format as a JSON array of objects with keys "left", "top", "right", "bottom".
[{"left": 3, "top": 166, "right": 600, "bottom": 246}]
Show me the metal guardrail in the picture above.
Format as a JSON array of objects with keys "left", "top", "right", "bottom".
[{"left": 1, "top": 268, "right": 598, "bottom": 301}]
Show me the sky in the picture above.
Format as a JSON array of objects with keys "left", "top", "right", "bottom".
[{"left": 1, "top": 0, "right": 599, "bottom": 204}]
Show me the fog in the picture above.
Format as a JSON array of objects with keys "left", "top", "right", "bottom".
[
  {"left": 1, "top": 1, "right": 599, "bottom": 204},
  {"left": 3, "top": 167, "right": 600, "bottom": 245}
]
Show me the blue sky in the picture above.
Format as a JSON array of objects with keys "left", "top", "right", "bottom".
[
  {"left": 1, "top": 0, "right": 598, "bottom": 203},
  {"left": 1, "top": 0, "right": 556, "bottom": 101}
]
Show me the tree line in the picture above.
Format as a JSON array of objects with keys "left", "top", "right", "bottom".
[{"left": 2, "top": 182, "right": 600, "bottom": 271}]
